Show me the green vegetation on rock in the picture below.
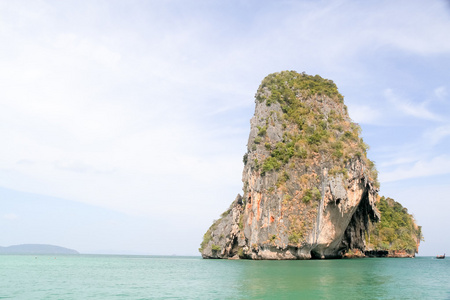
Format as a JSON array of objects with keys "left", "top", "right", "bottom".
[
  {"left": 253, "top": 70, "right": 378, "bottom": 188},
  {"left": 199, "top": 230, "right": 212, "bottom": 252},
  {"left": 199, "top": 220, "right": 219, "bottom": 252},
  {"left": 367, "top": 197, "right": 423, "bottom": 252},
  {"left": 302, "top": 187, "right": 321, "bottom": 204},
  {"left": 211, "top": 244, "right": 221, "bottom": 251},
  {"left": 257, "top": 71, "right": 343, "bottom": 106}
]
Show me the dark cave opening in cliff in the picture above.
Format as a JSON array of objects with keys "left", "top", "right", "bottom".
[
  {"left": 310, "top": 250, "right": 323, "bottom": 259},
  {"left": 310, "top": 249, "right": 344, "bottom": 259}
]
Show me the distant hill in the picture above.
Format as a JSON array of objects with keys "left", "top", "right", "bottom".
[{"left": 0, "top": 244, "right": 79, "bottom": 254}]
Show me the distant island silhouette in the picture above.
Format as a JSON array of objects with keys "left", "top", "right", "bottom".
[{"left": 0, "top": 244, "right": 79, "bottom": 254}]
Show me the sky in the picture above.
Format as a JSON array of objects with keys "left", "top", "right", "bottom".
[{"left": 0, "top": 0, "right": 449, "bottom": 256}]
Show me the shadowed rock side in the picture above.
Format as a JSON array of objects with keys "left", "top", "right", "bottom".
[{"left": 200, "top": 71, "right": 420, "bottom": 259}]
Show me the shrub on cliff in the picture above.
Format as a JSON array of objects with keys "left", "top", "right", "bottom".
[{"left": 367, "top": 197, "right": 423, "bottom": 252}]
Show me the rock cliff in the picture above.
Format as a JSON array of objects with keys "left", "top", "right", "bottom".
[{"left": 200, "top": 71, "right": 420, "bottom": 259}]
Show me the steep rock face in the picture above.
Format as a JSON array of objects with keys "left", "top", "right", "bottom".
[
  {"left": 200, "top": 71, "right": 418, "bottom": 259},
  {"left": 199, "top": 195, "right": 245, "bottom": 259}
]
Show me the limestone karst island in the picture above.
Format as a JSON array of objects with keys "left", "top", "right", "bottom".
[{"left": 200, "top": 71, "right": 423, "bottom": 260}]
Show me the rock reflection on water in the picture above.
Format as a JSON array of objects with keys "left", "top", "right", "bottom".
[{"left": 232, "top": 258, "right": 446, "bottom": 300}]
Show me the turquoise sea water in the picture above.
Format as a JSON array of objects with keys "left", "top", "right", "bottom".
[{"left": 0, "top": 255, "right": 448, "bottom": 299}]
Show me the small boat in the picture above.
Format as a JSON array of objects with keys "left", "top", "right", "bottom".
[{"left": 436, "top": 254, "right": 445, "bottom": 259}]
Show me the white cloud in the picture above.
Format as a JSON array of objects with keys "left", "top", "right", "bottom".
[
  {"left": 52, "top": 34, "right": 121, "bottom": 69},
  {"left": 358, "top": 0, "right": 450, "bottom": 55},
  {"left": 434, "top": 86, "right": 448, "bottom": 100},
  {"left": 347, "top": 104, "right": 383, "bottom": 125},
  {"left": 380, "top": 155, "right": 450, "bottom": 183},
  {"left": 379, "top": 155, "right": 419, "bottom": 168},
  {"left": 2, "top": 1, "right": 449, "bottom": 216},
  {"left": 0, "top": 0, "right": 450, "bottom": 254},
  {"left": 3, "top": 213, "right": 19, "bottom": 220},
  {"left": 384, "top": 89, "right": 443, "bottom": 121},
  {"left": 425, "top": 124, "right": 450, "bottom": 145}
]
